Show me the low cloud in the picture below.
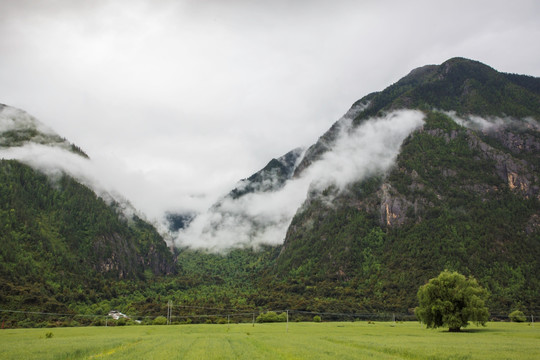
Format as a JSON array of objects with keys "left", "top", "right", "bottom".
[
  {"left": 0, "top": 143, "right": 136, "bottom": 215},
  {"left": 0, "top": 104, "right": 425, "bottom": 251},
  {"left": 0, "top": 104, "right": 56, "bottom": 135},
  {"left": 445, "top": 110, "right": 540, "bottom": 132},
  {"left": 175, "top": 109, "right": 425, "bottom": 251}
]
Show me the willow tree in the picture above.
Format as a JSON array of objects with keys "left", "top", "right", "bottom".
[{"left": 415, "top": 270, "right": 489, "bottom": 332}]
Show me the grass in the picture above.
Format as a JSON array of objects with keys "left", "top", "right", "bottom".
[{"left": 0, "top": 322, "right": 539, "bottom": 359}]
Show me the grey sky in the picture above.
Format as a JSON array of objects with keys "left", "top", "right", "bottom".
[{"left": 1, "top": 0, "right": 539, "bottom": 220}]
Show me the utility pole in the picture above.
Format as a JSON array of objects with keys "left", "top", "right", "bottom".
[{"left": 167, "top": 300, "right": 172, "bottom": 325}]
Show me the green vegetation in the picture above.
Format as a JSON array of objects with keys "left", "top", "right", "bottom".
[
  {"left": 415, "top": 271, "right": 489, "bottom": 332},
  {"left": 152, "top": 316, "right": 167, "bottom": 325},
  {"left": 0, "top": 322, "right": 538, "bottom": 360},
  {"left": 509, "top": 310, "right": 527, "bottom": 323},
  {"left": 276, "top": 108, "right": 540, "bottom": 315},
  {"left": 0, "top": 125, "right": 89, "bottom": 158},
  {"left": 354, "top": 57, "right": 540, "bottom": 122},
  {"left": 0, "top": 159, "right": 175, "bottom": 326},
  {"left": 255, "top": 311, "right": 287, "bottom": 323}
]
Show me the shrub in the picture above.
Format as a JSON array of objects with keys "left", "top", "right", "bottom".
[
  {"left": 152, "top": 316, "right": 167, "bottom": 325},
  {"left": 17, "top": 319, "right": 36, "bottom": 328},
  {"left": 255, "top": 311, "right": 287, "bottom": 323},
  {"left": 313, "top": 315, "right": 322, "bottom": 323},
  {"left": 509, "top": 310, "right": 526, "bottom": 323}
]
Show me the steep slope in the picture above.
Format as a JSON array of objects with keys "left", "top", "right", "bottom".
[
  {"left": 0, "top": 105, "right": 175, "bottom": 313},
  {"left": 273, "top": 58, "right": 540, "bottom": 314}
]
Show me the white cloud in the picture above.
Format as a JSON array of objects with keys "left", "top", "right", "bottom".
[{"left": 176, "top": 110, "right": 425, "bottom": 251}]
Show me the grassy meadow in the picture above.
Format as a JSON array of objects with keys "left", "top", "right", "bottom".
[{"left": 1, "top": 321, "right": 538, "bottom": 359}]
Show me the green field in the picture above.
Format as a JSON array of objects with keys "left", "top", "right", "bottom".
[{"left": 1, "top": 322, "right": 538, "bottom": 359}]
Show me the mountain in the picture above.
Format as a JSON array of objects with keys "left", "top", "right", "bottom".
[
  {"left": 170, "top": 58, "right": 539, "bottom": 315},
  {"left": 267, "top": 58, "right": 540, "bottom": 314},
  {"left": 2, "top": 57, "right": 539, "bottom": 326},
  {"left": 0, "top": 105, "right": 175, "bottom": 314}
]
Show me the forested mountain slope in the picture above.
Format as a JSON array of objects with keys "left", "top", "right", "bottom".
[
  {"left": 272, "top": 58, "right": 540, "bottom": 314},
  {"left": 0, "top": 105, "right": 175, "bottom": 315}
]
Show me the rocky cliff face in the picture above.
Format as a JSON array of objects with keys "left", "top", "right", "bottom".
[{"left": 372, "top": 119, "right": 540, "bottom": 229}]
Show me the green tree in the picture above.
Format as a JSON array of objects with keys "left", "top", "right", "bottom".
[{"left": 415, "top": 270, "right": 489, "bottom": 332}]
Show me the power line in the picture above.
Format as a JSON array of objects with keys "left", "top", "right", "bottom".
[{"left": 2, "top": 307, "right": 538, "bottom": 323}]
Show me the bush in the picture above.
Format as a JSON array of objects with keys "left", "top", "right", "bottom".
[
  {"left": 256, "top": 311, "right": 287, "bottom": 323},
  {"left": 313, "top": 315, "right": 322, "bottom": 323},
  {"left": 152, "top": 316, "right": 167, "bottom": 325},
  {"left": 509, "top": 310, "right": 526, "bottom": 323},
  {"left": 92, "top": 318, "right": 105, "bottom": 326},
  {"left": 17, "top": 319, "right": 36, "bottom": 328}
]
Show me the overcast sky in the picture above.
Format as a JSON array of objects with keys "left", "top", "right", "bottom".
[{"left": 1, "top": 0, "right": 539, "bottom": 220}]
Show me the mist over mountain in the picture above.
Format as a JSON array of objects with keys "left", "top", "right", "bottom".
[
  {"left": 1, "top": 57, "right": 539, "bottom": 325},
  {"left": 173, "top": 108, "right": 424, "bottom": 250},
  {"left": 172, "top": 57, "right": 539, "bottom": 314},
  {"left": 0, "top": 104, "right": 175, "bottom": 316},
  {"left": 271, "top": 58, "right": 540, "bottom": 313}
]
